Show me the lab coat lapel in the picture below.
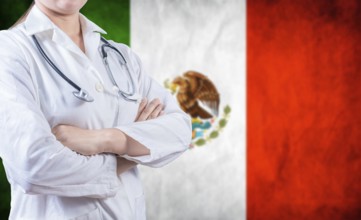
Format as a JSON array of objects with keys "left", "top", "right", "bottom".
[
  {"left": 25, "top": 5, "right": 85, "bottom": 59},
  {"left": 52, "top": 29, "right": 88, "bottom": 60},
  {"left": 25, "top": 5, "right": 106, "bottom": 62},
  {"left": 79, "top": 14, "right": 107, "bottom": 60},
  {"left": 83, "top": 32, "right": 102, "bottom": 61}
]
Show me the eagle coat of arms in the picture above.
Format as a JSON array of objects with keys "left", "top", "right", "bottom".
[{"left": 164, "top": 71, "right": 231, "bottom": 147}]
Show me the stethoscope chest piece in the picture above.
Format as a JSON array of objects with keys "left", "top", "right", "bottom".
[{"left": 73, "top": 89, "right": 94, "bottom": 102}]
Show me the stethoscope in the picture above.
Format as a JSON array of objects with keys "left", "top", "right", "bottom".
[{"left": 31, "top": 35, "right": 138, "bottom": 103}]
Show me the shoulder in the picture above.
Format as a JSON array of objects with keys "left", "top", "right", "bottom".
[
  {"left": 0, "top": 27, "right": 28, "bottom": 58},
  {"left": 107, "top": 40, "right": 142, "bottom": 65},
  {"left": 0, "top": 30, "right": 18, "bottom": 50},
  {"left": 107, "top": 40, "right": 144, "bottom": 74},
  {"left": 107, "top": 40, "right": 130, "bottom": 52}
]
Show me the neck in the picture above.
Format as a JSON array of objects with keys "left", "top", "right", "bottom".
[{"left": 35, "top": 3, "right": 85, "bottom": 52}]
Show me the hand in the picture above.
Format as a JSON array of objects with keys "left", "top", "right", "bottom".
[
  {"left": 116, "top": 157, "right": 137, "bottom": 175},
  {"left": 52, "top": 125, "right": 107, "bottom": 156},
  {"left": 135, "top": 98, "right": 164, "bottom": 122}
]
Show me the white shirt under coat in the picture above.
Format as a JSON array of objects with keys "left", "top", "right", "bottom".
[{"left": 0, "top": 5, "right": 191, "bottom": 220}]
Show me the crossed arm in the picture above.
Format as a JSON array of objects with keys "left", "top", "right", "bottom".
[{"left": 52, "top": 98, "right": 164, "bottom": 175}]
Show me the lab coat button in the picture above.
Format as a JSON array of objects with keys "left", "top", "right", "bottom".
[
  {"left": 95, "top": 83, "right": 104, "bottom": 92},
  {"left": 112, "top": 86, "right": 119, "bottom": 92}
]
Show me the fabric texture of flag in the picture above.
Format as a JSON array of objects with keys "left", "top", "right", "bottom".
[
  {"left": 131, "top": 0, "right": 360, "bottom": 219},
  {"left": 0, "top": 0, "right": 359, "bottom": 219},
  {"left": 131, "top": 0, "right": 246, "bottom": 219},
  {"left": 247, "top": 0, "right": 360, "bottom": 219}
]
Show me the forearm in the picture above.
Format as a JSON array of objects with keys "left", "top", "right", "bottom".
[
  {"left": 103, "top": 129, "right": 149, "bottom": 175},
  {"left": 102, "top": 128, "right": 151, "bottom": 157},
  {"left": 116, "top": 112, "right": 192, "bottom": 167},
  {"left": 53, "top": 125, "right": 150, "bottom": 157}
]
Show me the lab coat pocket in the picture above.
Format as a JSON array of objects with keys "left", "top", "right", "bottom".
[
  {"left": 68, "top": 207, "right": 102, "bottom": 220},
  {"left": 135, "top": 194, "right": 146, "bottom": 220}
]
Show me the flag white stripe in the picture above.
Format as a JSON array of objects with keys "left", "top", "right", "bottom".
[{"left": 131, "top": 0, "right": 246, "bottom": 219}]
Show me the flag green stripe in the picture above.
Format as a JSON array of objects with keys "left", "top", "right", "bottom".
[{"left": 81, "top": 0, "right": 130, "bottom": 45}]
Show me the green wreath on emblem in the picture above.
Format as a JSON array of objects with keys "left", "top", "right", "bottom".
[{"left": 163, "top": 71, "right": 231, "bottom": 148}]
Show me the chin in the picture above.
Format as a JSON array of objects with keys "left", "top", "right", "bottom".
[{"left": 55, "top": 0, "right": 87, "bottom": 14}]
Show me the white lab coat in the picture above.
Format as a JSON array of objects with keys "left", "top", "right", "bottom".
[{"left": 0, "top": 5, "right": 191, "bottom": 220}]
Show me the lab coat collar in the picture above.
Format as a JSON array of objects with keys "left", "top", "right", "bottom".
[
  {"left": 24, "top": 5, "right": 107, "bottom": 36},
  {"left": 24, "top": 5, "right": 107, "bottom": 59}
]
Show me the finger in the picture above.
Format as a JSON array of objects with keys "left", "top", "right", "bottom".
[
  {"left": 137, "top": 98, "right": 161, "bottom": 121},
  {"left": 135, "top": 98, "right": 148, "bottom": 121},
  {"left": 137, "top": 98, "right": 148, "bottom": 115},
  {"left": 147, "top": 104, "right": 163, "bottom": 120},
  {"left": 159, "top": 110, "right": 165, "bottom": 116},
  {"left": 141, "top": 99, "right": 161, "bottom": 120}
]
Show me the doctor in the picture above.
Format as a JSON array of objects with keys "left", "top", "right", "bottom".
[{"left": 0, "top": 0, "right": 191, "bottom": 219}]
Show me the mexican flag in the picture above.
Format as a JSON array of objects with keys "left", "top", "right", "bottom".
[
  {"left": 0, "top": 0, "right": 359, "bottom": 219},
  {"left": 130, "top": 0, "right": 360, "bottom": 219}
]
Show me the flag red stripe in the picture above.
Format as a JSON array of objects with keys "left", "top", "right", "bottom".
[{"left": 247, "top": 0, "right": 361, "bottom": 219}]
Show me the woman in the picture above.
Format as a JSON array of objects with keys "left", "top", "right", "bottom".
[{"left": 0, "top": 0, "right": 191, "bottom": 219}]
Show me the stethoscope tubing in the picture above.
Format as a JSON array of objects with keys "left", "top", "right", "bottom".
[
  {"left": 32, "top": 35, "right": 81, "bottom": 92},
  {"left": 100, "top": 38, "right": 138, "bottom": 101},
  {"left": 31, "top": 35, "right": 138, "bottom": 103}
]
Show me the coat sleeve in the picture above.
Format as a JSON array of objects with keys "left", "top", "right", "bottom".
[
  {"left": 0, "top": 32, "right": 120, "bottom": 198},
  {"left": 115, "top": 45, "right": 192, "bottom": 168}
]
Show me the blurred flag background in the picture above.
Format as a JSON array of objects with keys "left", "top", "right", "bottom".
[{"left": 0, "top": 0, "right": 360, "bottom": 219}]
